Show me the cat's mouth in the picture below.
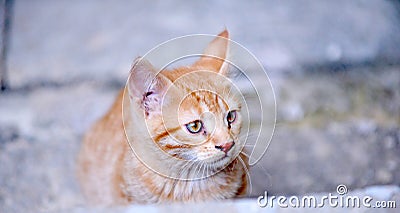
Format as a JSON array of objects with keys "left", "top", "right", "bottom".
[
  {"left": 211, "top": 149, "right": 236, "bottom": 168},
  {"left": 192, "top": 141, "right": 237, "bottom": 168}
]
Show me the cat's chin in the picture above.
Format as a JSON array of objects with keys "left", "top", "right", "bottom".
[{"left": 207, "top": 155, "right": 235, "bottom": 170}]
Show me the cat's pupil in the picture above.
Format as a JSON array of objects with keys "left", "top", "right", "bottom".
[{"left": 227, "top": 110, "right": 236, "bottom": 124}]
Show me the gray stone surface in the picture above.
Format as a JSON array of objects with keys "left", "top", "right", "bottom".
[
  {"left": 255, "top": 67, "right": 400, "bottom": 197},
  {"left": 1, "top": 0, "right": 400, "bottom": 212},
  {"left": 8, "top": 0, "right": 400, "bottom": 87}
]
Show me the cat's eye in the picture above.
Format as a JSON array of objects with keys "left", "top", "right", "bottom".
[
  {"left": 185, "top": 120, "right": 203, "bottom": 134},
  {"left": 226, "top": 110, "right": 237, "bottom": 124}
]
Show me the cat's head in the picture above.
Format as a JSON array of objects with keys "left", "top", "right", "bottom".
[{"left": 128, "top": 30, "right": 244, "bottom": 172}]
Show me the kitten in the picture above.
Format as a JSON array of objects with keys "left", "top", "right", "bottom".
[{"left": 77, "top": 30, "right": 248, "bottom": 205}]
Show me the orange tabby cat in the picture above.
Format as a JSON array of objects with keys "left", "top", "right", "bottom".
[{"left": 77, "top": 30, "right": 248, "bottom": 205}]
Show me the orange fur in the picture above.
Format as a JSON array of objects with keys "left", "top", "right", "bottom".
[{"left": 77, "top": 30, "right": 248, "bottom": 205}]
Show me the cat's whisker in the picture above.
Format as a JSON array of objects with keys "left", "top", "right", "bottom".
[
  {"left": 201, "top": 162, "right": 207, "bottom": 179},
  {"left": 189, "top": 160, "right": 202, "bottom": 179},
  {"left": 198, "top": 162, "right": 203, "bottom": 179},
  {"left": 179, "top": 159, "right": 191, "bottom": 170},
  {"left": 240, "top": 152, "right": 250, "bottom": 159},
  {"left": 187, "top": 161, "right": 198, "bottom": 180},
  {"left": 193, "top": 161, "right": 202, "bottom": 176},
  {"left": 179, "top": 159, "right": 197, "bottom": 179},
  {"left": 193, "top": 161, "right": 203, "bottom": 179},
  {"left": 238, "top": 155, "right": 252, "bottom": 196}
]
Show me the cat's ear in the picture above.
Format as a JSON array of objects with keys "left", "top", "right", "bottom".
[
  {"left": 128, "top": 57, "right": 172, "bottom": 114},
  {"left": 195, "top": 29, "right": 230, "bottom": 76}
]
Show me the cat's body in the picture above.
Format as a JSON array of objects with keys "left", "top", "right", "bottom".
[{"left": 77, "top": 30, "right": 248, "bottom": 205}]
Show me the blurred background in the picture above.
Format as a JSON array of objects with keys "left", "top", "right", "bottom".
[{"left": 0, "top": 0, "right": 399, "bottom": 212}]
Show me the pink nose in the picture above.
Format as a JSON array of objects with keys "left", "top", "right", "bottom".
[{"left": 215, "top": 141, "right": 235, "bottom": 154}]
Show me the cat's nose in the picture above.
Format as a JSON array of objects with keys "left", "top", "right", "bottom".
[{"left": 215, "top": 141, "right": 235, "bottom": 154}]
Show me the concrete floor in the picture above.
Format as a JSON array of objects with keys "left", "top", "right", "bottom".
[{"left": 1, "top": 0, "right": 400, "bottom": 212}]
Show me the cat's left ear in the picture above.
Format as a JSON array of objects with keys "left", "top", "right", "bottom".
[
  {"left": 128, "top": 57, "right": 174, "bottom": 114},
  {"left": 195, "top": 30, "right": 230, "bottom": 76}
]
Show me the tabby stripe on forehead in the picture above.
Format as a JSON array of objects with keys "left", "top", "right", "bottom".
[
  {"left": 209, "top": 93, "right": 228, "bottom": 113},
  {"left": 202, "top": 92, "right": 216, "bottom": 112},
  {"left": 192, "top": 93, "right": 203, "bottom": 113},
  {"left": 192, "top": 92, "right": 201, "bottom": 102},
  {"left": 213, "top": 94, "right": 219, "bottom": 113},
  {"left": 218, "top": 93, "right": 230, "bottom": 111},
  {"left": 153, "top": 127, "right": 186, "bottom": 145}
]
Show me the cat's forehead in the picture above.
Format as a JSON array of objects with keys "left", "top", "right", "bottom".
[
  {"left": 175, "top": 72, "right": 241, "bottom": 111},
  {"left": 181, "top": 91, "right": 227, "bottom": 112},
  {"left": 177, "top": 89, "right": 240, "bottom": 123}
]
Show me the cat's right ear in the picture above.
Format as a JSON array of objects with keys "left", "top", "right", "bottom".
[
  {"left": 128, "top": 57, "right": 172, "bottom": 114},
  {"left": 195, "top": 30, "right": 230, "bottom": 76}
]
